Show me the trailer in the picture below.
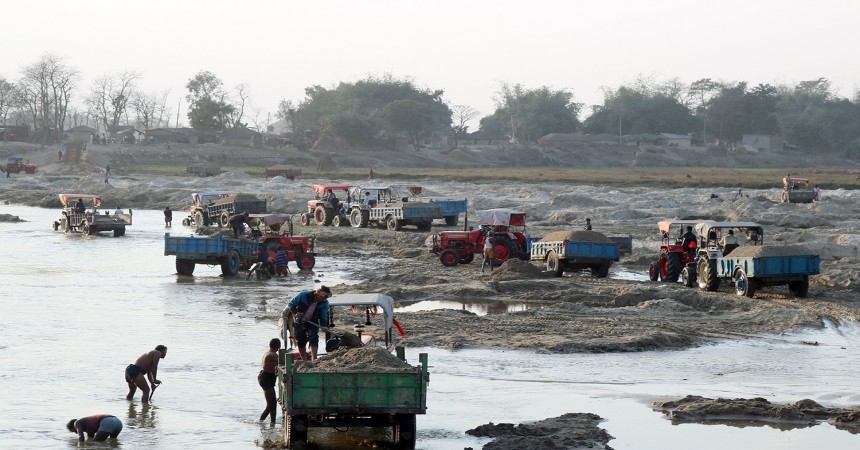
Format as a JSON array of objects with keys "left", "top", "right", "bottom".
[
  {"left": 185, "top": 192, "right": 267, "bottom": 227},
  {"left": 163, "top": 233, "right": 258, "bottom": 276},
  {"left": 530, "top": 231, "right": 620, "bottom": 277},
  {"left": 278, "top": 294, "right": 428, "bottom": 448},
  {"left": 690, "top": 221, "right": 820, "bottom": 297},
  {"left": 428, "top": 198, "right": 467, "bottom": 226}
]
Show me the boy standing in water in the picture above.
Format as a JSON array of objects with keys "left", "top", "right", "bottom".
[
  {"left": 125, "top": 345, "right": 167, "bottom": 403},
  {"left": 258, "top": 338, "right": 280, "bottom": 423}
]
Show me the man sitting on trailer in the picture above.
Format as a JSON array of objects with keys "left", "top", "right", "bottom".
[{"left": 228, "top": 211, "right": 250, "bottom": 238}]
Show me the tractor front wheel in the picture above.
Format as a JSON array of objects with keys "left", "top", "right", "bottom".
[
  {"left": 681, "top": 267, "right": 697, "bottom": 287},
  {"left": 440, "top": 249, "right": 460, "bottom": 267},
  {"left": 296, "top": 252, "right": 316, "bottom": 270},
  {"left": 300, "top": 213, "right": 310, "bottom": 226},
  {"left": 350, "top": 209, "right": 369, "bottom": 228},
  {"left": 648, "top": 261, "right": 659, "bottom": 281}
]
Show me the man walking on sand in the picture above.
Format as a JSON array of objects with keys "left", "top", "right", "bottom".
[{"left": 125, "top": 345, "right": 167, "bottom": 403}]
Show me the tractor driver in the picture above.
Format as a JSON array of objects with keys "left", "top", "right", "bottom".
[
  {"left": 75, "top": 198, "right": 86, "bottom": 214},
  {"left": 680, "top": 226, "right": 698, "bottom": 257},
  {"left": 364, "top": 191, "right": 378, "bottom": 207}
]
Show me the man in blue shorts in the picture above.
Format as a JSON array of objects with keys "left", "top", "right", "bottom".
[
  {"left": 125, "top": 345, "right": 167, "bottom": 403},
  {"left": 287, "top": 286, "right": 332, "bottom": 361},
  {"left": 67, "top": 414, "right": 123, "bottom": 442}
]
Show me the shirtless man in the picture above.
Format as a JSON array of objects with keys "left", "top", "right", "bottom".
[
  {"left": 258, "top": 338, "right": 280, "bottom": 423},
  {"left": 125, "top": 345, "right": 167, "bottom": 403}
]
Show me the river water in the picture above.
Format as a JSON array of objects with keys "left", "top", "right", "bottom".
[{"left": 2, "top": 205, "right": 859, "bottom": 449}]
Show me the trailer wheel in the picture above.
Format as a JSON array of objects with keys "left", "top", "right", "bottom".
[
  {"left": 734, "top": 268, "right": 756, "bottom": 298},
  {"left": 648, "top": 261, "right": 659, "bottom": 281},
  {"left": 444, "top": 216, "right": 458, "bottom": 226},
  {"left": 788, "top": 276, "right": 809, "bottom": 298},
  {"left": 393, "top": 413, "right": 417, "bottom": 449},
  {"left": 296, "top": 252, "right": 316, "bottom": 270},
  {"left": 386, "top": 216, "right": 402, "bottom": 231},
  {"left": 697, "top": 258, "right": 720, "bottom": 291},
  {"left": 439, "top": 249, "right": 460, "bottom": 267},
  {"left": 681, "top": 267, "right": 697, "bottom": 287},
  {"left": 350, "top": 209, "right": 369, "bottom": 228},
  {"left": 300, "top": 213, "right": 310, "bottom": 226},
  {"left": 176, "top": 259, "right": 195, "bottom": 276},
  {"left": 113, "top": 227, "right": 125, "bottom": 237},
  {"left": 221, "top": 250, "right": 241, "bottom": 276},
  {"left": 459, "top": 253, "right": 475, "bottom": 264},
  {"left": 665, "top": 252, "right": 682, "bottom": 282},
  {"left": 546, "top": 251, "right": 563, "bottom": 277},
  {"left": 220, "top": 211, "right": 230, "bottom": 227},
  {"left": 591, "top": 263, "right": 611, "bottom": 278},
  {"left": 286, "top": 414, "right": 308, "bottom": 444}
]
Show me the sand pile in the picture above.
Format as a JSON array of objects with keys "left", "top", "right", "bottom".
[
  {"left": 540, "top": 230, "right": 614, "bottom": 243},
  {"left": 296, "top": 346, "right": 416, "bottom": 373},
  {"left": 729, "top": 245, "right": 815, "bottom": 258},
  {"left": 491, "top": 258, "right": 545, "bottom": 279}
]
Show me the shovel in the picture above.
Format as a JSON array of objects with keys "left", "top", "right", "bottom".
[{"left": 149, "top": 382, "right": 160, "bottom": 402}]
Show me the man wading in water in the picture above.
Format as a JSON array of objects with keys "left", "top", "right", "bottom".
[
  {"left": 258, "top": 338, "right": 280, "bottom": 423},
  {"left": 125, "top": 345, "right": 167, "bottom": 403}
]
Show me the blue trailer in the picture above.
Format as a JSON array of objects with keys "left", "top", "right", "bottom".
[
  {"left": 690, "top": 221, "right": 820, "bottom": 298},
  {"left": 530, "top": 233, "right": 620, "bottom": 278},
  {"left": 164, "top": 233, "right": 259, "bottom": 276},
  {"left": 429, "top": 198, "right": 467, "bottom": 226}
]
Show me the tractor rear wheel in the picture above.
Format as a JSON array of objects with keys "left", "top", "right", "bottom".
[
  {"left": 697, "top": 258, "right": 720, "bottom": 291},
  {"left": 296, "top": 252, "right": 316, "bottom": 270},
  {"left": 315, "top": 206, "right": 334, "bottom": 226},
  {"left": 681, "top": 267, "right": 697, "bottom": 287},
  {"left": 332, "top": 215, "right": 344, "bottom": 227},
  {"left": 666, "top": 252, "right": 682, "bottom": 282},
  {"left": 440, "top": 249, "right": 460, "bottom": 267},
  {"left": 350, "top": 209, "right": 369, "bottom": 228},
  {"left": 546, "top": 251, "right": 563, "bottom": 277},
  {"left": 734, "top": 268, "right": 756, "bottom": 297},
  {"left": 493, "top": 239, "right": 516, "bottom": 265},
  {"left": 788, "top": 276, "right": 809, "bottom": 298},
  {"left": 459, "top": 253, "right": 475, "bottom": 264},
  {"left": 176, "top": 259, "right": 195, "bottom": 276}
]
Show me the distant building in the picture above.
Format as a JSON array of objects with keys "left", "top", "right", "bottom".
[
  {"left": 463, "top": 131, "right": 509, "bottom": 146},
  {"left": 658, "top": 133, "right": 692, "bottom": 149},
  {"left": 222, "top": 127, "right": 262, "bottom": 148},
  {"left": 536, "top": 133, "right": 618, "bottom": 147},
  {"left": 145, "top": 128, "right": 199, "bottom": 144},
  {"left": 67, "top": 125, "right": 97, "bottom": 144},
  {"left": 742, "top": 134, "right": 783, "bottom": 151}
]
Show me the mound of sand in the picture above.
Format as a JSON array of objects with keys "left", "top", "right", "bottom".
[
  {"left": 729, "top": 245, "right": 815, "bottom": 257},
  {"left": 296, "top": 346, "right": 416, "bottom": 373},
  {"left": 491, "top": 258, "right": 546, "bottom": 279},
  {"left": 540, "top": 230, "right": 614, "bottom": 243}
]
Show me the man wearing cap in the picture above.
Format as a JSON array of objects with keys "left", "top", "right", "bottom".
[{"left": 287, "top": 286, "right": 332, "bottom": 361}]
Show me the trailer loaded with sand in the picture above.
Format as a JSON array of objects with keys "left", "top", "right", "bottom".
[{"left": 530, "top": 230, "right": 620, "bottom": 277}]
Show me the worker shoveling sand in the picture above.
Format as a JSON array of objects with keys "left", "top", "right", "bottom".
[{"left": 296, "top": 346, "right": 416, "bottom": 373}]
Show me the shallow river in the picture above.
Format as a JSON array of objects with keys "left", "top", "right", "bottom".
[{"left": 2, "top": 205, "right": 859, "bottom": 449}]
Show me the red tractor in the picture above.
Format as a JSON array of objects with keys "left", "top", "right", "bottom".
[
  {"left": 431, "top": 209, "right": 530, "bottom": 267},
  {"left": 300, "top": 184, "right": 351, "bottom": 227},
  {"left": 648, "top": 220, "right": 699, "bottom": 286},
  {"left": 4, "top": 157, "right": 37, "bottom": 175},
  {"left": 246, "top": 215, "right": 317, "bottom": 277}
]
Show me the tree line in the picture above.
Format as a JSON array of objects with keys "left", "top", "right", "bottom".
[{"left": 1, "top": 53, "right": 859, "bottom": 155}]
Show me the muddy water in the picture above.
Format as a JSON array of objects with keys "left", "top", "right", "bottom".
[{"left": 2, "top": 205, "right": 859, "bottom": 449}]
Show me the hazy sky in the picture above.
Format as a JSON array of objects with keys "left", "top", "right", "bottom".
[{"left": 4, "top": 0, "right": 858, "bottom": 128}]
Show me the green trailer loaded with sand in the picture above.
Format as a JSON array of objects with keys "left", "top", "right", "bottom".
[
  {"left": 530, "top": 230, "right": 620, "bottom": 277},
  {"left": 277, "top": 294, "right": 428, "bottom": 449}
]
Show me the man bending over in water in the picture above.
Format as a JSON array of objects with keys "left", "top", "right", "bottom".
[{"left": 125, "top": 345, "right": 167, "bottom": 403}]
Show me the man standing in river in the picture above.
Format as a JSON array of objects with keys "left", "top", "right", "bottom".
[
  {"left": 125, "top": 345, "right": 167, "bottom": 403},
  {"left": 258, "top": 338, "right": 280, "bottom": 423}
]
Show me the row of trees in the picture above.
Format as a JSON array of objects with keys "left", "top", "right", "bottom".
[{"left": 2, "top": 52, "right": 859, "bottom": 155}]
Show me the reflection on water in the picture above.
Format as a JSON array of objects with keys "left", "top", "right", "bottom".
[
  {"left": 1, "top": 206, "right": 859, "bottom": 449},
  {"left": 396, "top": 300, "right": 529, "bottom": 315}
]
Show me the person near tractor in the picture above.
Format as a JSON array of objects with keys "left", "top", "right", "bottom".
[
  {"left": 163, "top": 206, "right": 173, "bottom": 227},
  {"left": 481, "top": 230, "right": 495, "bottom": 274},
  {"left": 66, "top": 414, "right": 123, "bottom": 442},
  {"left": 114, "top": 206, "right": 123, "bottom": 214},
  {"left": 680, "top": 226, "right": 697, "bottom": 257},
  {"left": 125, "top": 345, "right": 167, "bottom": 403},
  {"left": 364, "top": 191, "right": 378, "bottom": 207},
  {"left": 720, "top": 229, "right": 739, "bottom": 255},
  {"left": 287, "top": 286, "right": 332, "bottom": 361},
  {"left": 258, "top": 337, "right": 280, "bottom": 424},
  {"left": 328, "top": 191, "right": 340, "bottom": 210},
  {"left": 229, "top": 211, "right": 250, "bottom": 238},
  {"left": 249, "top": 243, "right": 274, "bottom": 279},
  {"left": 813, "top": 185, "right": 821, "bottom": 200},
  {"left": 275, "top": 246, "right": 289, "bottom": 276},
  {"left": 75, "top": 198, "right": 86, "bottom": 214},
  {"left": 584, "top": 218, "right": 592, "bottom": 230}
]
